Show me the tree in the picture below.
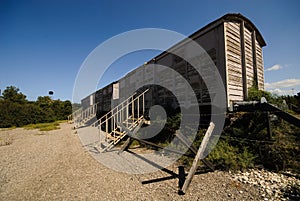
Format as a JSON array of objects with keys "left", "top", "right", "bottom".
[
  {"left": 2, "top": 86, "right": 27, "bottom": 103},
  {"left": 36, "top": 96, "right": 52, "bottom": 107},
  {"left": 0, "top": 85, "right": 73, "bottom": 127}
]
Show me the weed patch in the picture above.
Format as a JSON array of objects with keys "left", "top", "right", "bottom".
[{"left": 23, "top": 122, "right": 60, "bottom": 131}]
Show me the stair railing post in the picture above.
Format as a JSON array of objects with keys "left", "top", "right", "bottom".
[
  {"left": 143, "top": 92, "right": 145, "bottom": 114},
  {"left": 106, "top": 114, "right": 108, "bottom": 134},
  {"left": 116, "top": 106, "right": 119, "bottom": 126},
  {"left": 121, "top": 107, "right": 124, "bottom": 130},
  {"left": 99, "top": 119, "right": 102, "bottom": 148},
  {"left": 132, "top": 96, "right": 135, "bottom": 120},
  {"left": 113, "top": 113, "right": 116, "bottom": 144},
  {"left": 126, "top": 99, "right": 129, "bottom": 128},
  {"left": 96, "top": 89, "right": 149, "bottom": 152},
  {"left": 137, "top": 96, "right": 140, "bottom": 118}
]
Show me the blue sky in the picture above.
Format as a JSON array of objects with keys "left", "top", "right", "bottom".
[{"left": 0, "top": 0, "right": 300, "bottom": 102}]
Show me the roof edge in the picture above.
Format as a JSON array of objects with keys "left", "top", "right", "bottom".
[
  {"left": 219, "top": 13, "right": 266, "bottom": 47},
  {"left": 153, "top": 13, "right": 266, "bottom": 62}
]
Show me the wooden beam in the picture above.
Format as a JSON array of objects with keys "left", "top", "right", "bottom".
[
  {"left": 179, "top": 122, "right": 215, "bottom": 194},
  {"left": 175, "top": 131, "right": 215, "bottom": 171},
  {"left": 128, "top": 134, "right": 193, "bottom": 157},
  {"left": 118, "top": 137, "right": 132, "bottom": 154},
  {"left": 178, "top": 166, "right": 185, "bottom": 191},
  {"left": 266, "top": 112, "right": 272, "bottom": 139}
]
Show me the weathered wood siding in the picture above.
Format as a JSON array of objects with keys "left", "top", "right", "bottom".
[
  {"left": 225, "top": 21, "right": 265, "bottom": 106},
  {"left": 192, "top": 25, "right": 226, "bottom": 105},
  {"left": 256, "top": 41, "right": 264, "bottom": 90},
  {"left": 225, "top": 22, "right": 244, "bottom": 102},
  {"left": 245, "top": 28, "right": 254, "bottom": 88},
  {"left": 81, "top": 14, "right": 266, "bottom": 111},
  {"left": 81, "top": 92, "right": 95, "bottom": 109}
]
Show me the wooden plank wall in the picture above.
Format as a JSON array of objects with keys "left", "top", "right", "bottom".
[
  {"left": 225, "top": 21, "right": 265, "bottom": 104},
  {"left": 81, "top": 92, "right": 95, "bottom": 109},
  {"left": 244, "top": 28, "right": 254, "bottom": 88},
  {"left": 256, "top": 41, "right": 264, "bottom": 90},
  {"left": 225, "top": 22, "right": 244, "bottom": 102},
  {"left": 84, "top": 17, "right": 265, "bottom": 110}
]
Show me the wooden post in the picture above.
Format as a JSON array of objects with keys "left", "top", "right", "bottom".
[
  {"left": 132, "top": 96, "right": 134, "bottom": 120},
  {"left": 179, "top": 122, "right": 215, "bottom": 194},
  {"left": 178, "top": 166, "right": 185, "bottom": 192},
  {"left": 266, "top": 112, "right": 272, "bottom": 139},
  {"left": 126, "top": 100, "right": 129, "bottom": 128},
  {"left": 143, "top": 93, "right": 145, "bottom": 114},
  {"left": 118, "top": 137, "right": 132, "bottom": 154},
  {"left": 106, "top": 115, "right": 108, "bottom": 134},
  {"left": 175, "top": 131, "right": 215, "bottom": 171},
  {"left": 137, "top": 96, "right": 140, "bottom": 118}
]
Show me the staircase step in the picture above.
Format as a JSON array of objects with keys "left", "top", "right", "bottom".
[
  {"left": 93, "top": 88, "right": 149, "bottom": 152},
  {"left": 106, "top": 135, "right": 118, "bottom": 141},
  {"left": 113, "top": 130, "right": 124, "bottom": 135}
]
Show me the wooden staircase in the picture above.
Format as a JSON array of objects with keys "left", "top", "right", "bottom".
[
  {"left": 68, "top": 103, "right": 97, "bottom": 128},
  {"left": 93, "top": 89, "right": 149, "bottom": 152}
]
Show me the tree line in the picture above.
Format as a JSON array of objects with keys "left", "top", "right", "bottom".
[{"left": 0, "top": 86, "right": 72, "bottom": 128}]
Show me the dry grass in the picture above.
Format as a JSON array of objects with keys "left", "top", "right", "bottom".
[{"left": 23, "top": 122, "right": 61, "bottom": 131}]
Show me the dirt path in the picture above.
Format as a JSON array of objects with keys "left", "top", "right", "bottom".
[{"left": 0, "top": 123, "right": 261, "bottom": 200}]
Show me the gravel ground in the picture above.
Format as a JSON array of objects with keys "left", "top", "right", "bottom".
[{"left": 0, "top": 123, "right": 264, "bottom": 200}]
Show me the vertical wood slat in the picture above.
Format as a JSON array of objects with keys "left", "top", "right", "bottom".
[
  {"left": 244, "top": 28, "right": 254, "bottom": 87},
  {"left": 225, "top": 22, "right": 244, "bottom": 102},
  {"left": 226, "top": 20, "right": 265, "bottom": 103},
  {"left": 240, "top": 20, "right": 248, "bottom": 100},
  {"left": 256, "top": 41, "right": 264, "bottom": 90},
  {"left": 180, "top": 122, "right": 215, "bottom": 194},
  {"left": 251, "top": 30, "right": 258, "bottom": 88}
]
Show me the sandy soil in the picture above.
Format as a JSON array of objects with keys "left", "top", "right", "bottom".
[{"left": 0, "top": 123, "right": 261, "bottom": 200}]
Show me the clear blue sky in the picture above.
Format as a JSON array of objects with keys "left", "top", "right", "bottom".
[{"left": 1, "top": 0, "right": 300, "bottom": 103}]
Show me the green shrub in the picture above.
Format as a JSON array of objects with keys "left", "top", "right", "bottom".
[
  {"left": 207, "top": 139, "right": 256, "bottom": 170},
  {"left": 220, "top": 112, "right": 300, "bottom": 173},
  {"left": 0, "top": 86, "right": 72, "bottom": 128},
  {"left": 177, "top": 110, "right": 299, "bottom": 173},
  {"left": 248, "top": 86, "right": 273, "bottom": 102}
]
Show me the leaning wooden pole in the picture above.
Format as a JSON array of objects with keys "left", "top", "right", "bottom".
[
  {"left": 175, "top": 131, "right": 215, "bottom": 171},
  {"left": 179, "top": 122, "right": 215, "bottom": 194}
]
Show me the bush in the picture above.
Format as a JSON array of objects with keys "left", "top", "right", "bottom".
[
  {"left": 177, "top": 110, "right": 299, "bottom": 173},
  {"left": 248, "top": 86, "right": 273, "bottom": 101},
  {"left": 0, "top": 86, "right": 72, "bottom": 128},
  {"left": 207, "top": 139, "right": 256, "bottom": 170},
  {"left": 221, "top": 112, "right": 300, "bottom": 173}
]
